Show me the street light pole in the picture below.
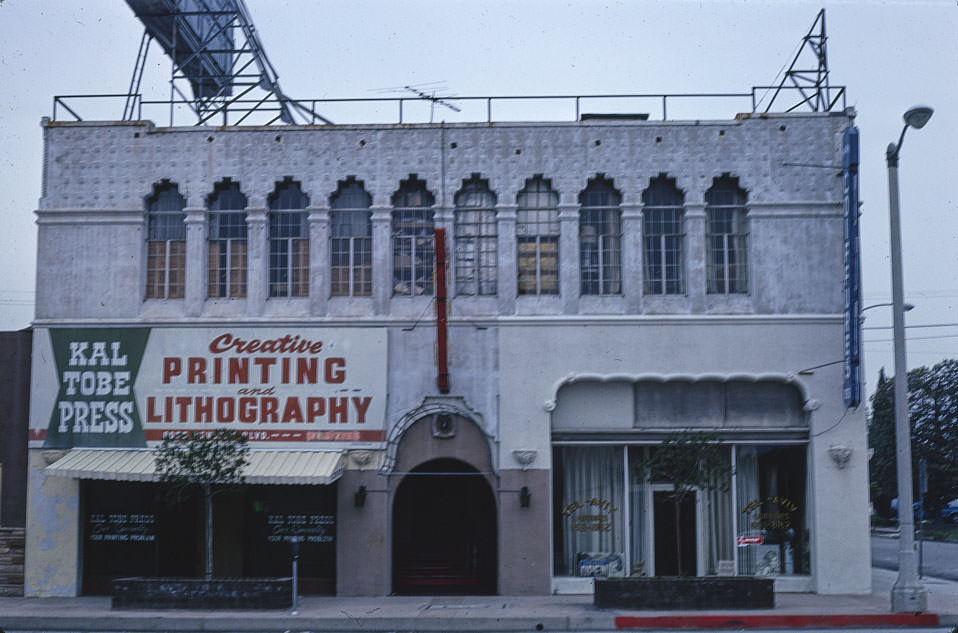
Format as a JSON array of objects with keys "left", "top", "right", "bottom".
[{"left": 886, "top": 105, "right": 933, "bottom": 613}]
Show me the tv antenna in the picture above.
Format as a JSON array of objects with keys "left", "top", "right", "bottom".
[
  {"left": 758, "top": 9, "right": 842, "bottom": 113},
  {"left": 123, "top": 0, "right": 330, "bottom": 126},
  {"left": 374, "top": 82, "right": 461, "bottom": 123}
]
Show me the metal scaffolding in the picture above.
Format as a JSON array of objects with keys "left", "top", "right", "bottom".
[{"left": 124, "top": 0, "right": 330, "bottom": 125}]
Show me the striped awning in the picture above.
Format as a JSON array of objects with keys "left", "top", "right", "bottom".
[{"left": 44, "top": 449, "right": 345, "bottom": 485}]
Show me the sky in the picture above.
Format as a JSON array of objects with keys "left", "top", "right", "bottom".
[{"left": 1, "top": 0, "right": 956, "bottom": 402}]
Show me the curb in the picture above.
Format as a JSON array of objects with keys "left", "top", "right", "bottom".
[{"left": 615, "top": 613, "right": 941, "bottom": 629}]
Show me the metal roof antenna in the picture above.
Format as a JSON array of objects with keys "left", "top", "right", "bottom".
[
  {"left": 123, "top": 0, "right": 331, "bottom": 126},
  {"left": 760, "top": 8, "right": 841, "bottom": 113},
  {"left": 402, "top": 85, "right": 461, "bottom": 124}
]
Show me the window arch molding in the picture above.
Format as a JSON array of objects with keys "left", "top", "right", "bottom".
[
  {"left": 641, "top": 174, "right": 685, "bottom": 295},
  {"left": 453, "top": 173, "right": 498, "bottom": 296},
  {"left": 705, "top": 173, "right": 749, "bottom": 295},
  {"left": 391, "top": 174, "right": 436, "bottom": 296},
  {"left": 144, "top": 179, "right": 186, "bottom": 299},
  {"left": 516, "top": 174, "right": 560, "bottom": 296},
  {"left": 267, "top": 176, "right": 309, "bottom": 298},
  {"left": 206, "top": 177, "right": 249, "bottom": 299},
  {"left": 329, "top": 175, "right": 373, "bottom": 297},
  {"left": 578, "top": 173, "right": 622, "bottom": 296}
]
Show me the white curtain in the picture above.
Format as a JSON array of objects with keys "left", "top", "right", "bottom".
[
  {"left": 702, "top": 451, "right": 734, "bottom": 575},
  {"left": 556, "top": 446, "right": 625, "bottom": 576},
  {"left": 735, "top": 446, "right": 760, "bottom": 574}
]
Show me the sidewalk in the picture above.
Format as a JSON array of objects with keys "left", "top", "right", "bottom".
[{"left": 0, "top": 568, "right": 954, "bottom": 631}]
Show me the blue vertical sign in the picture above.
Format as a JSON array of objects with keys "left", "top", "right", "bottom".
[{"left": 843, "top": 126, "right": 862, "bottom": 407}]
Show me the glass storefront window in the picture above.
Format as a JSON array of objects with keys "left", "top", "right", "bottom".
[
  {"left": 552, "top": 446, "right": 625, "bottom": 577},
  {"left": 553, "top": 442, "right": 810, "bottom": 579},
  {"left": 735, "top": 444, "right": 809, "bottom": 576}
]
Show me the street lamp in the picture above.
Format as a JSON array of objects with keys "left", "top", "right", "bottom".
[
  {"left": 886, "top": 104, "right": 932, "bottom": 613},
  {"left": 861, "top": 302, "right": 914, "bottom": 313}
]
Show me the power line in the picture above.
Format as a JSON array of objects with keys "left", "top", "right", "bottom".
[{"left": 863, "top": 322, "right": 958, "bottom": 331}]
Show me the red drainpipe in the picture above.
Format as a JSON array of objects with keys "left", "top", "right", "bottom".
[{"left": 435, "top": 228, "right": 450, "bottom": 394}]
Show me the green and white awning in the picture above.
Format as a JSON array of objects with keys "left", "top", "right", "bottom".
[{"left": 44, "top": 449, "right": 344, "bottom": 485}]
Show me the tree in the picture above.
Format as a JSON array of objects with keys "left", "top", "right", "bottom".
[
  {"left": 869, "top": 360, "right": 958, "bottom": 518},
  {"left": 643, "top": 431, "right": 731, "bottom": 576},
  {"left": 154, "top": 429, "right": 250, "bottom": 579}
]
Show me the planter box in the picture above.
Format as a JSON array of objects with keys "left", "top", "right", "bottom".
[
  {"left": 594, "top": 576, "right": 774, "bottom": 610},
  {"left": 112, "top": 577, "right": 292, "bottom": 610}
]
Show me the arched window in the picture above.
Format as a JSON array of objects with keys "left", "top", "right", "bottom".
[
  {"left": 516, "top": 175, "right": 559, "bottom": 295},
  {"left": 330, "top": 176, "right": 372, "bottom": 297},
  {"left": 454, "top": 174, "right": 497, "bottom": 296},
  {"left": 268, "top": 178, "right": 309, "bottom": 298},
  {"left": 145, "top": 180, "right": 186, "bottom": 299},
  {"left": 642, "top": 175, "right": 685, "bottom": 295},
  {"left": 207, "top": 178, "right": 248, "bottom": 298},
  {"left": 391, "top": 175, "right": 435, "bottom": 296},
  {"left": 705, "top": 175, "right": 749, "bottom": 294},
  {"left": 579, "top": 175, "right": 622, "bottom": 295}
]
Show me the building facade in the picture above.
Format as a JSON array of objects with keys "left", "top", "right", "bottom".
[{"left": 26, "top": 109, "right": 871, "bottom": 597}]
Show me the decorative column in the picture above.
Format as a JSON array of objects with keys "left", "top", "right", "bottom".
[
  {"left": 245, "top": 207, "right": 267, "bottom": 316},
  {"left": 371, "top": 206, "right": 392, "bottom": 315},
  {"left": 496, "top": 205, "right": 517, "bottom": 315},
  {"left": 620, "top": 203, "right": 643, "bottom": 314},
  {"left": 558, "top": 203, "right": 579, "bottom": 314},
  {"left": 183, "top": 207, "right": 206, "bottom": 317},
  {"left": 684, "top": 202, "right": 707, "bottom": 312},
  {"left": 308, "top": 205, "right": 329, "bottom": 316}
]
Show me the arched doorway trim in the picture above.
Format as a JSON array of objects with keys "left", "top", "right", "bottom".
[{"left": 381, "top": 396, "right": 495, "bottom": 474}]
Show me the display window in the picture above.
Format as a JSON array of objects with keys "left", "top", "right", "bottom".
[
  {"left": 735, "top": 445, "right": 809, "bottom": 576},
  {"left": 553, "top": 443, "right": 808, "bottom": 579},
  {"left": 80, "top": 480, "right": 337, "bottom": 595}
]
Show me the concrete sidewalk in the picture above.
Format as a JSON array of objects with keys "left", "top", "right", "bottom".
[{"left": 0, "top": 568, "right": 954, "bottom": 631}]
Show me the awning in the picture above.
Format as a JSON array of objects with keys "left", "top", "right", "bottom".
[{"left": 44, "top": 449, "right": 345, "bottom": 485}]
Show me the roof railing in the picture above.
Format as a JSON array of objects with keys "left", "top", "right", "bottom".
[{"left": 52, "top": 86, "right": 846, "bottom": 127}]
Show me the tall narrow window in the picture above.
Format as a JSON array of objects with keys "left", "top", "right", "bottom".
[
  {"left": 330, "top": 176, "right": 372, "bottom": 297},
  {"left": 391, "top": 175, "right": 435, "bottom": 296},
  {"left": 145, "top": 180, "right": 186, "bottom": 299},
  {"left": 516, "top": 175, "right": 559, "bottom": 295},
  {"left": 207, "top": 179, "right": 248, "bottom": 298},
  {"left": 579, "top": 175, "right": 622, "bottom": 295},
  {"left": 706, "top": 176, "right": 749, "bottom": 294},
  {"left": 268, "top": 178, "right": 309, "bottom": 298},
  {"left": 642, "top": 175, "right": 685, "bottom": 295},
  {"left": 454, "top": 174, "right": 497, "bottom": 296}
]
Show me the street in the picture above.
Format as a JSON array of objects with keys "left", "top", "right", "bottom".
[{"left": 871, "top": 534, "right": 958, "bottom": 581}]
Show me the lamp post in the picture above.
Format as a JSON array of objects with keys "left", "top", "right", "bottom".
[{"left": 886, "top": 104, "right": 933, "bottom": 613}]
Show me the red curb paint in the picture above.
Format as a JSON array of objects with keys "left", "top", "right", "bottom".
[{"left": 615, "top": 613, "right": 940, "bottom": 629}]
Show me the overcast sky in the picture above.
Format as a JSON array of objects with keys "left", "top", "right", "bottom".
[{"left": 1, "top": 0, "right": 956, "bottom": 401}]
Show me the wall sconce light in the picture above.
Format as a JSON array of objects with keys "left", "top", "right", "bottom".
[
  {"left": 828, "top": 445, "right": 852, "bottom": 469},
  {"left": 519, "top": 486, "right": 531, "bottom": 508},
  {"left": 354, "top": 485, "right": 367, "bottom": 507}
]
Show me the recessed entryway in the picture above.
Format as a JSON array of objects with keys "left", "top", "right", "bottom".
[{"left": 392, "top": 458, "right": 496, "bottom": 594}]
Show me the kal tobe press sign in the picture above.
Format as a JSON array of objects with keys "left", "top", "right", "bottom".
[{"left": 40, "top": 327, "right": 386, "bottom": 448}]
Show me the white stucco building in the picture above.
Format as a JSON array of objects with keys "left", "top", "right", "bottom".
[{"left": 26, "top": 104, "right": 871, "bottom": 597}]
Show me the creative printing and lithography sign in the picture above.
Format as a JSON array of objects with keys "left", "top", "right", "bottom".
[{"left": 38, "top": 327, "right": 387, "bottom": 448}]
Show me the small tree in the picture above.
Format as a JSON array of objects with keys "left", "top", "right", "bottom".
[
  {"left": 643, "top": 430, "right": 730, "bottom": 576},
  {"left": 154, "top": 429, "right": 250, "bottom": 579}
]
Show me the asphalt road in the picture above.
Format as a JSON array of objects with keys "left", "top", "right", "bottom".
[{"left": 871, "top": 534, "right": 958, "bottom": 581}]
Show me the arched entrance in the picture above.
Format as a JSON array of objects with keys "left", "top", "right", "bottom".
[{"left": 392, "top": 458, "right": 497, "bottom": 595}]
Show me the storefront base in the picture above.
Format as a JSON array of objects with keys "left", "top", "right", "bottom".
[
  {"left": 112, "top": 577, "right": 292, "bottom": 609},
  {"left": 552, "top": 575, "right": 813, "bottom": 596},
  {"left": 594, "top": 576, "right": 774, "bottom": 610}
]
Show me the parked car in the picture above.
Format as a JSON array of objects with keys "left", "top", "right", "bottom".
[
  {"left": 889, "top": 499, "right": 924, "bottom": 521},
  {"left": 941, "top": 500, "right": 958, "bottom": 524}
]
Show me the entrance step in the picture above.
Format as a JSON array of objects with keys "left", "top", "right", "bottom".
[{"left": 0, "top": 527, "right": 25, "bottom": 596}]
